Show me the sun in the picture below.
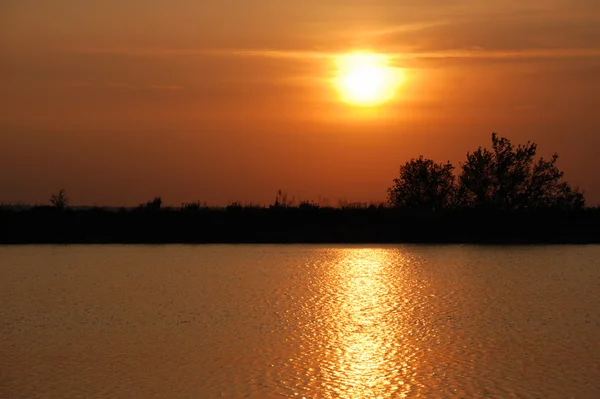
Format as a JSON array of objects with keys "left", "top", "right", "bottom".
[{"left": 333, "top": 52, "right": 404, "bottom": 107}]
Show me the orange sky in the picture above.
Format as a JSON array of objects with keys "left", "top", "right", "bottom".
[{"left": 2, "top": 0, "right": 600, "bottom": 206}]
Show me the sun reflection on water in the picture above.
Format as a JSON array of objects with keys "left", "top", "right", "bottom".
[{"left": 320, "top": 248, "right": 414, "bottom": 399}]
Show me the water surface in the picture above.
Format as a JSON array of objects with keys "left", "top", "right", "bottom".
[{"left": 1, "top": 245, "right": 599, "bottom": 398}]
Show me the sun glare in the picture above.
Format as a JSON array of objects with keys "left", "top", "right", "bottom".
[{"left": 334, "top": 52, "right": 404, "bottom": 107}]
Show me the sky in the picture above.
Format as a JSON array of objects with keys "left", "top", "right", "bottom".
[{"left": 2, "top": 0, "right": 600, "bottom": 206}]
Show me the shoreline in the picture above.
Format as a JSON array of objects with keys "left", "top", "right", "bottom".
[{"left": 2, "top": 206, "right": 599, "bottom": 245}]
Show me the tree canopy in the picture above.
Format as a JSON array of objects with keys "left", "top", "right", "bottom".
[
  {"left": 388, "top": 156, "right": 456, "bottom": 210},
  {"left": 389, "top": 133, "right": 585, "bottom": 210}
]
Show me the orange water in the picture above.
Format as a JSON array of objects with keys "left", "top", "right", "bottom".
[{"left": 2, "top": 245, "right": 599, "bottom": 398}]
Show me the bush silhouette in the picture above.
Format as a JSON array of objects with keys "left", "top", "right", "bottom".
[
  {"left": 139, "top": 196, "right": 163, "bottom": 211},
  {"left": 459, "top": 133, "right": 584, "bottom": 210},
  {"left": 50, "top": 189, "right": 69, "bottom": 209},
  {"left": 388, "top": 134, "right": 585, "bottom": 211},
  {"left": 388, "top": 156, "right": 456, "bottom": 210}
]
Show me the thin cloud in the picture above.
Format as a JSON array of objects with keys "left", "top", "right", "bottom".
[
  {"left": 393, "top": 48, "right": 600, "bottom": 60},
  {"left": 354, "top": 20, "right": 453, "bottom": 40},
  {"left": 54, "top": 46, "right": 600, "bottom": 63},
  {"left": 66, "top": 82, "right": 183, "bottom": 90},
  {"left": 370, "top": 13, "right": 600, "bottom": 55},
  {"left": 53, "top": 46, "right": 333, "bottom": 60},
  {"left": 145, "top": 84, "right": 183, "bottom": 90},
  {"left": 108, "top": 83, "right": 136, "bottom": 89}
]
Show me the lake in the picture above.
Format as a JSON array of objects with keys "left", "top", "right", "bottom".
[{"left": 1, "top": 245, "right": 599, "bottom": 398}]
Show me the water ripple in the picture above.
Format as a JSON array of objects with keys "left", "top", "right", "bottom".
[{"left": 2, "top": 245, "right": 600, "bottom": 398}]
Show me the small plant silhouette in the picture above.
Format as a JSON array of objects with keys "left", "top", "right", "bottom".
[
  {"left": 272, "top": 189, "right": 295, "bottom": 208},
  {"left": 50, "top": 189, "right": 69, "bottom": 209},
  {"left": 181, "top": 201, "right": 205, "bottom": 211},
  {"left": 139, "top": 196, "right": 162, "bottom": 210}
]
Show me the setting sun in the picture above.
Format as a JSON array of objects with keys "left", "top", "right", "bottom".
[{"left": 334, "top": 52, "right": 404, "bottom": 107}]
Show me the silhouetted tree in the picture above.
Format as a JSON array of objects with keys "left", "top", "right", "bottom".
[
  {"left": 459, "top": 133, "right": 584, "bottom": 210},
  {"left": 388, "top": 156, "right": 456, "bottom": 210},
  {"left": 50, "top": 189, "right": 69, "bottom": 209}
]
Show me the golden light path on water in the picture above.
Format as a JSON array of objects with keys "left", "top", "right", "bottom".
[
  {"left": 326, "top": 249, "right": 411, "bottom": 399},
  {"left": 285, "top": 248, "right": 421, "bottom": 399}
]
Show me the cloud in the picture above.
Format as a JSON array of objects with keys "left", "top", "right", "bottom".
[
  {"left": 367, "top": 12, "right": 600, "bottom": 54},
  {"left": 53, "top": 46, "right": 335, "bottom": 60},
  {"left": 145, "top": 84, "right": 183, "bottom": 90},
  {"left": 66, "top": 83, "right": 183, "bottom": 90},
  {"left": 54, "top": 45, "right": 600, "bottom": 65},
  {"left": 47, "top": 6, "right": 600, "bottom": 75},
  {"left": 108, "top": 83, "right": 136, "bottom": 89}
]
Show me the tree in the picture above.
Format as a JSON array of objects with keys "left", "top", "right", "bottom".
[
  {"left": 50, "top": 189, "right": 69, "bottom": 209},
  {"left": 459, "top": 133, "right": 584, "bottom": 210},
  {"left": 388, "top": 156, "right": 456, "bottom": 210}
]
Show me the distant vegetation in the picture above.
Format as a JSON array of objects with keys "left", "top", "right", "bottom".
[
  {"left": 50, "top": 189, "right": 69, "bottom": 210},
  {"left": 388, "top": 133, "right": 584, "bottom": 210},
  {"left": 1, "top": 133, "right": 598, "bottom": 244}
]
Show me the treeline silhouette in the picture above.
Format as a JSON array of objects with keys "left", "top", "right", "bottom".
[
  {"left": 1, "top": 134, "right": 599, "bottom": 244},
  {"left": 388, "top": 133, "right": 585, "bottom": 210}
]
